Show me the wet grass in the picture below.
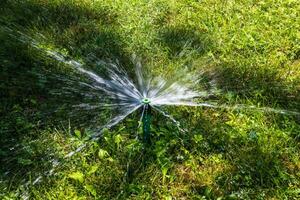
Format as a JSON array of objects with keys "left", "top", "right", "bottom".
[{"left": 1, "top": 0, "right": 300, "bottom": 199}]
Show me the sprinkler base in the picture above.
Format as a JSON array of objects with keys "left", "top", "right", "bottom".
[{"left": 142, "top": 104, "right": 151, "bottom": 144}]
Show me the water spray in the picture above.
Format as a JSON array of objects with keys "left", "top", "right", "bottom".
[{"left": 141, "top": 98, "right": 151, "bottom": 144}]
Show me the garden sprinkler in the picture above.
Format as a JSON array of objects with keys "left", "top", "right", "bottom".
[{"left": 141, "top": 98, "right": 151, "bottom": 144}]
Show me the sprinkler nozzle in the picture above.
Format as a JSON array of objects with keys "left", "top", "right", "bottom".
[{"left": 141, "top": 98, "right": 151, "bottom": 104}]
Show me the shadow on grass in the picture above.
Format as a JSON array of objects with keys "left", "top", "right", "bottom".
[
  {"left": 1, "top": 0, "right": 117, "bottom": 27},
  {"left": 0, "top": 0, "right": 130, "bottom": 61},
  {"left": 156, "top": 24, "right": 299, "bottom": 118},
  {"left": 215, "top": 64, "right": 299, "bottom": 106},
  {"left": 157, "top": 26, "right": 211, "bottom": 58},
  {"left": 0, "top": 0, "right": 135, "bottom": 192}
]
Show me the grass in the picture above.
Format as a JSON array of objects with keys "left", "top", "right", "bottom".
[{"left": 0, "top": 0, "right": 300, "bottom": 199}]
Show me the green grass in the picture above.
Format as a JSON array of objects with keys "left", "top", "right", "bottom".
[{"left": 0, "top": 0, "right": 300, "bottom": 199}]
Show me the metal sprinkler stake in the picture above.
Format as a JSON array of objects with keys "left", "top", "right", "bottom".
[{"left": 141, "top": 98, "right": 151, "bottom": 144}]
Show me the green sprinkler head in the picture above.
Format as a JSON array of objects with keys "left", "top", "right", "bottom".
[{"left": 141, "top": 98, "right": 151, "bottom": 105}]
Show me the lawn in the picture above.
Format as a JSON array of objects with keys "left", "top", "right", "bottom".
[{"left": 0, "top": 0, "right": 299, "bottom": 199}]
